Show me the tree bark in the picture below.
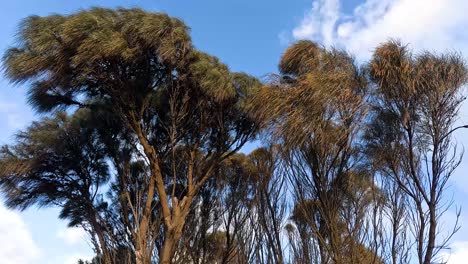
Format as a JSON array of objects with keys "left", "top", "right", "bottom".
[
  {"left": 159, "top": 197, "right": 192, "bottom": 264},
  {"left": 160, "top": 234, "right": 177, "bottom": 264}
]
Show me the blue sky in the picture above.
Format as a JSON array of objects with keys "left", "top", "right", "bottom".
[{"left": 1, "top": 0, "right": 468, "bottom": 263}]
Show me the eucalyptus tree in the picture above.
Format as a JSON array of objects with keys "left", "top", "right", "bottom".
[
  {"left": 171, "top": 147, "right": 286, "bottom": 264},
  {"left": 216, "top": 153, "right": 258, "bottom": 264},
  {"left": 249, "top": 40, "right": 375, "bottom": 264},
  {"left": 0, "top": 111, "right": 122, "bottom": 263},
  {"left": 215, "top": 148, "right": 287, "bottom": 264},
  {"left": 2, "top": 8, "right": 259, "bottom": 264},
  {"left": 248, "top": 147, "right": 287, "bottom": 264},
  {"left": 366, "top": 40, "right": 468, "bottom": 264}
]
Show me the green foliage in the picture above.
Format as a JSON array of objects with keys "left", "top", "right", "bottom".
[
  {"left": 1, "top": 7, "right": 467, "bottom": 264},
  {"left": 1, "top": 8, "right": 261, "bottom": 264},
  {"left": 250, "top": 40, "right": 367, "bottom": 148},
  {"left": 0, "top": 112, "right": 109, "bottom": 219},
  {"left": 366, "top": 40, "right": 468, "bottom": 264},
  {"left": 3, "top": 8, "right": 260, "bottom": 114}
]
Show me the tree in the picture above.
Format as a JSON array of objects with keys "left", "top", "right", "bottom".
[
  {"left": 367, "top": 40, "right": 468, "bottom": 264},
  {"left": 248, "top": 147, "right": 287, "bottom": 264},
  {"left": 249, "top": 40, "right": 376, "bottom": 264},
  {"left": 2, "top": 8, "right": 259, "bottom": 264},
  {"left": 0, "top": 111, "right": 120, "bottom": 263},
  {"left": 170, "top": 147, "right": 286, "bottom": 264}
]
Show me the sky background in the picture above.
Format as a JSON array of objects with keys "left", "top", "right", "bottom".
[{"left": 1, "top": 0, "right": 468, "bottom": 263}]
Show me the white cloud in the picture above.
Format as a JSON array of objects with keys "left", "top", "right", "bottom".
[
  {"left": 293, "top": 0, "right": 340, "bottom": 47},
  {"left": 0, "top": 96, "right": 34, "bottom": 144},
  {"left": 291, "top": 0, "right": 468, "bottom": 60},
  {"left": 57, "top": 227, "right": 87, "bottom": 245},
  {"left": 278, "top": 30, "right": 292, "bottom": 46},
  {"left": 442, "top": 241, "right": 468, "bottom": 264},
  {"left": 56, "top": 227, "right": 94, "bottom": 264},
  {"left": 0, "top": 100, "right": 25, "bottom": 131},
  {"left": 0, "top": 202, "right": 41, "bottom": 264}
]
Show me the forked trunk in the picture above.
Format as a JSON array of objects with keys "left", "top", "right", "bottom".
[{"left": 159, "top": 197, "right": 192, "bottom": 264}]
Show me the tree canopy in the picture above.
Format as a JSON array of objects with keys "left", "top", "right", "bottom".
[{"left": 1, "top": 7, "right": 467, "bottom": 264}]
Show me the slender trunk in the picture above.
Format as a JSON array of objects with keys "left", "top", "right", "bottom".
[
  {"left": 416, "top": 202, "right": 425, "bottom": 264},
  {"left": 135, "top": 203, "right": 153, "bottom": 264},
  {"left": 424, "top": 203, "right": 437, "bottom": 264},
  {"left": 424, "top": 133, "right": 439, "bottom": 264},
  {"left": 391, "top": 215, "right": 398, "bottom": 264},
  {"left": 135, "top": 232, "right": 151, "bottom": 264},
  {"left": 87, "top": 210, "right": 112, "bottom": 264},
  {"left": 96, "top": 229, "right": 112, "bottom": 264}
]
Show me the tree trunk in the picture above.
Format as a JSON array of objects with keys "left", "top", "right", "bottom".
[
  {"left": 159, "top": 197, "right": 192, "bottom": 264},
  {"left": 135, "top": 249, "right": 146, "bottom": 264},
  {"left": 135, "top": 214, "right": 152, "bottom": 264},
  {"left": 159, "top": 220, "right": 187, "bottom": 264},
  {"left": 160, "top": 234, "right": 177, "bottom": 264},
  {"left": 424, "top": 204, "right": 437, "bottom": 264}
]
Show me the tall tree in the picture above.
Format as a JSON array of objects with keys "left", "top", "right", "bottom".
[
  {"left": 2, "top": 8, "right": 259, "bottom": 264},
  {"left": 249, "top": 40, "right": 375, "bottom": 264},
  {"left": 367, "top": 40, "right": 468, "bottom": 264},
  {"left": 0, "top": 111, "right": 122, "bottom": 263},
  {"left": 249, "top": 147, "right": 287, "bottom": 264}
]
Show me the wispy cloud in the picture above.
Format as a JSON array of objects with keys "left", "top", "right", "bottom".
[
  {"left": 57, "top": 227, "right": 87, "bottom": 246},
  {"left": 442, "top": 241, "right": 468, "bottom": 264},
  {"left": 0, "top": 90, "right": 34, "bottom": 144},
  {"left": 293, "top": 0, "right": 340, "bottom": 47},
  {"left": 0, "top": 100, "right": 27, "bottom": 131},
  {"left": 290, "top": 0, "right": 468, "bottom": 60},
  {"left": 0, "top": 202, "right": 41, "bottom": 264}
]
